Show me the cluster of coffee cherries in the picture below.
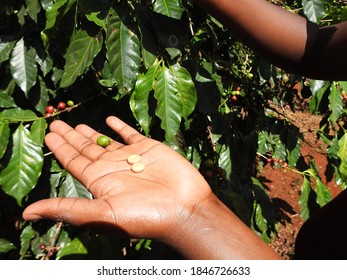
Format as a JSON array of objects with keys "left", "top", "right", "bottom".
[
  {"left": 39, "top": 243, "right": 61, "bottom": 258},
  {"left": 44, "top": 100, "right": 75, "bottom": 117},
  {"left": 266, "top": 156, "right": 288, "bottom": 168}
]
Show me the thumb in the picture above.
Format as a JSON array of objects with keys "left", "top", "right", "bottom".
[{"left": 22, "top": 197, "right": 100, "bottom": 226}]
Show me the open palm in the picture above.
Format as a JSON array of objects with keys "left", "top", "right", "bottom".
[{"left": 23, "top": 116, "right": 212, "bottom": 240}]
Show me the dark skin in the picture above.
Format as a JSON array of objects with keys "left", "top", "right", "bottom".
[
  {"left": 23, "top": 0, "right": 347, "bottom": 259},
  {"left": 23, "top": 117, "right": 280, "bottom": 259},
  {"left": 198, "top": 0, "right": 347, "bottom": 81}
]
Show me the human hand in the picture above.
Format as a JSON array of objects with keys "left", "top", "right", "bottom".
[{"left": 23, "top": 116, "right": 212, "bottom": 243}]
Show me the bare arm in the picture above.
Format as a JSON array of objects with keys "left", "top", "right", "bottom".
[{"left": 197, "top": 0, "right": 347, "bottom": 80}]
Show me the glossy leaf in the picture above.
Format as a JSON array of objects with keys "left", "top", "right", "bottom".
[
  {"left": 302, "top": 0, "right": 325, "bottom": 23},
  {"left": 0, "top": 91, "right": 16, "bottom": 108},
  {"left": 59, "top": 172, "right": 92, "bottom": 199},
  {"left": 337, "top": 132, "right": 347, "bottom": 181},
  {"left": 130, "top": 63, "right": 160, "bottom": 135},
  {"left": 25, "top": 0, "right": 41, "bottom": 23},
  {"left": 152, "top": 0, "right": 184, "bottom": 20},
  {"left": 328, "top": 82, "right": 343, "bottom": 124},
  {"left": 170, "top": 64, "right": 197, "bottom": 120},
  {"left": 43, "top": 0, "right": 72, "bottom": 34},
  {"left": 315, "top": 178, "right": 332, "bottom": 207},
  {"left": 19, "top": 224, "right": 36, "bottom": 257},
  {"left": 298, "top": 177, "right": 312, "bottom": 221},
  {"left": 0, "top": 122, "right": 10, "bottom": 160},
  {"left": 0, "top": 124, "right": 44, "bottom": 206},
  {"left": 10, "top": 38, "right": 37, "bottom": 95},
  {"left": 60, "top": 30, "right": 103, "bottom": 88},
  {"left": 0, "top": 40, "right": 16, "bottom": 64},
  {"left": 56, "top": 235, "right": 88, "bottom": 259},
  {"left": 106, "top": 9, "right": 141, "bottom": 95},
  {"left": 30, "top": 118, "right": 48, "bottom": 147},
  {"left": 154, "top": 65, "right": 183, "bottom": 141},
  {"left": 308, "top": 80, "right": 330, "bottom": 114},
  {"left": 0, "top": 108, "right": 38, "bottom": 123}
]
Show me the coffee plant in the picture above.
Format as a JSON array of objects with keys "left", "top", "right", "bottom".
[{"left": 0, "top": 0, "right": 347, "bottom": 259}]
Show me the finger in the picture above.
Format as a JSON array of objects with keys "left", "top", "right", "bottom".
[
  {"left": 45, "top": 132, "right": 93, "bottom": 185},
  {"left": 22, "top": 198, "right": 111, "bottom": 228},
  {"left": 49, "top": 120, "right": 109, "bottom": 161},
  {"left": 75, "top": 124, "right": 124, "bottom": 151},
  {"left": 106, "top": 116, "right": 147, "bottom": 145}
]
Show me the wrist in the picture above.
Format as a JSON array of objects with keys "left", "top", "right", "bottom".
[{"left": 163, "top": 193, "right": 281, "bottom": 259}]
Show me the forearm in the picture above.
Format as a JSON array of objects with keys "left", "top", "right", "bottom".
[
  {"left": 164, "top": 193, "right": 281, "bottom": 260},
  {"left": 196, "top": 0, "right": 347, "bottom": 80},
  {"left": 197, "top": 0, "right": 312, "bottom": 66}
]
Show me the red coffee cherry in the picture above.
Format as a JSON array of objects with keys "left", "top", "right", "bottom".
[
  {"left": 57, "top": 102, "right": 66, "bottom": 110},
  {"left": 45, "top": 105, "right": 55, "bottom": 114}
]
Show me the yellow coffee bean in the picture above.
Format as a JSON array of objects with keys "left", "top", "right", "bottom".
[
  {"left": 131, "top": 162, "right": 145, "bottom": 173},
  {"left": 127, "top": 154, "right": 141, "bottom": 164}
]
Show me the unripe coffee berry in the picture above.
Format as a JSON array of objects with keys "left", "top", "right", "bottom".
[
  {"left": 67, "top": 100, "right": 74, "bottom": 107},
  {"left": 96, "top": 136, "right": 111, "bottom": 147}
]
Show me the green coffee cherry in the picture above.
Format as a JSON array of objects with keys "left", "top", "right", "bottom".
[{"left": 97, "top": 136, "right": 111, "bottom": 147}]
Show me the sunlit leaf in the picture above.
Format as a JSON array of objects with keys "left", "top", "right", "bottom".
[
  {"left": 130, "top": 63, "right": 160, "bottom": 135},
  {"left": 302, "top": 0, "right": 325, "bottom": 23},
  {"left": 154, "top": 65, "right": 183, "bottom": 141},
  {"left": 152, "top": 0, "right": 184, "bottom": 19},
  {"left": 106, "top": 9, "right": 141, "bottom": 96},
  {"left": 10, "top": 38, "right": 37, "bottom": 95},
  {"left": 60, "top": 30, "right": 103, "bottom": 88},
  {"left": 0, "top": 122, "right": 10, "bottom": 159},
  {"left": 298, "top": 177, "right": 312, "bottom": 221},
  {"left": 0, "top": 124, "right": 44, "bottom": 206}
]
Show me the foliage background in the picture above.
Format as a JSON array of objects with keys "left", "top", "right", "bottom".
[{"left": 0, "top": 0, "right": 347, "bottom": 259}]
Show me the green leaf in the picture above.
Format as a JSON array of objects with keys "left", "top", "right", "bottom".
[
  {"left": 85, "top": 12, "right": 108, "bottom": 29},
  {"left": 60, "top": 30, "right": 103, "bottom": 88},
  {"left": 43, "top": 0, "right": 71, "bottom": 34},
  {"left": 25, "top": 0, "right": 41, "bottom": 23},
  {"left": 19, "top": 224, "right": 36, "bottom": 257},
  {"left": 34, "top": 76, "right": 50, "bottom": 114},
  {"left": 328, "top": 82, "right": 343, "bottom": 124},
  {"left": 30, "top": 118, "right": 48, "bottom": 147},
  {"left": 0, "top": 40, "right": 16, "bottom": 64},
  {"left": 56, "top": 234, "right": 88, "bottom": 259},
  {"left": 170, "top": 64, "right": 197, "bottom": 120},
  {"left": 217, "top": 144, "right": 232, "bottom": 180},
  {"left": 298, "top": 177, "right": 312, "bottom": 221},
  {"left": 10, "top": 38, "right": 38, "bottom": 95},
  {"left": 154, "top": 65, "right": 183, "bottom": 141},
  {"left": 315, "top": 178, "right": 332, "bottom": 207},
  {"left": 337, "top": 132, "right": 347, "bottom": 181},
  {"left": 0, "top": 108, "right": 38, "bottom": 123},
  {"left": 0, "top": 238, "right": 16, "bottom": 253},
  {"left": 59, "top": 172, "right": 92, "bottom": 199},
  {"left": 106, "top": 9, "right": 141, "bottom": 95},
  {"left": 0, "top": 122, "right": 10, "bottom": 159},
  {"left": 0, "top": 91, "right": 16, "bottom": 108},
  {"left": 302, "top": 0, "right": 325, "bottom": 23},
  {"left": 308, "top": 80, "right": 330, "bottom": 114},
  {"left": 0, "top": 124, "right": 44, "bottom": 206},
  {"left": 152, "top": 0, "right": 184, "bottom": 19},
  {"left": 130, "top": 63, "right": 160, "bottom": 135},
  {"left": 257, "top": 131, "right": 272, "bottom": 154}
]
